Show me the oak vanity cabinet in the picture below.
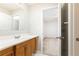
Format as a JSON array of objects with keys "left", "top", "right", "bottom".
[
  {"left": 31, "top": 38, "right": 37, "bottom": 53},
  {"left": 0, "top": 37, "right": 37, "bottom": 56},
  {"left": 15, "top": 41, "right": 32, "bottom": 56},
  {"left": 15, "top": 38, "right": 37, "bottom": 56},
  {"left": 0, "top": 47, "right": 14, "bottom": 56}
]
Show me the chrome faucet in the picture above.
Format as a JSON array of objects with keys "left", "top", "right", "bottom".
[{"left": 14, "top": 35, "right": 21, "bottom": 39}]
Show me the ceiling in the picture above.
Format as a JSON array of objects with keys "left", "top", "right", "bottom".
[
  {"left": 0, "top": 3, "right": 57, "bottom": 11},
  {"left": 0, "top": 3, "right": 26, "bottom": 11},
  {"left": 0, "top": 3, "right": 58, "bottom": 15}
]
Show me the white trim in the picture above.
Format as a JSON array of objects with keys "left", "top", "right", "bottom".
[
  {"left": 68, "top": 3, "right": 72, "bottom": 56},
  {"left": 41, "top": 10, "right": 43, "bottom": 54},
  {"left": 68, "top": 3, "right": 71, "bottom": 56},
  {"left": 73, "top": 3, "right": 75, "bottom": 56},
  {"left": 68, "top": 3, "right": 74, "bottom": 56},
  {"left": 58, "top": 3, "right": 61, "bottom": 56}
]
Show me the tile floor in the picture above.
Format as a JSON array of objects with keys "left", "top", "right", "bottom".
[{"left": 33, "top": 51, "right": 48, "bottom": 56}]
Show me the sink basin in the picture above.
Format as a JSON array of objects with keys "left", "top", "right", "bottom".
[{"left": 14, "top": 35, "right": 21, "bottom": 39}]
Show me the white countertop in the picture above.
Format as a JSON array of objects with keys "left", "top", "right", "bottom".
[{"left": 0, "top": 34, "right": 38, "bottom": 51}]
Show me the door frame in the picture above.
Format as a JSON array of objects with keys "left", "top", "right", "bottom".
[
  {"left": 68, "top": 3, "right": 74, "bottom": 56},
  {"left": 58, "top": 3, "right": 62, "bottom": 56}
]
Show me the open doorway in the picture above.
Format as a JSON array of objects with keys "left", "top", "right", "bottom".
[{"left": 43, "top": 3, "right": 68, "bottom": 56}]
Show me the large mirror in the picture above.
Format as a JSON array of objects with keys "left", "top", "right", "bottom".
[
  {"left": 0, "top": 4, "right": 28, "bottom": 35},
  {"left": 0, "top": 11, "right": 13, "bottom": 31},
  {"left": 0, "top": 12, "right": 20, "bottom": 31}
]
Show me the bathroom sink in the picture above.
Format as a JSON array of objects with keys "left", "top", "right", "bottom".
[{"left": 14, "top": 35, "right": 21, "bottom": 39}]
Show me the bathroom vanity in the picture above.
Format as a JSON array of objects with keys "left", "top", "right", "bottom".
[
  {"left": 15, "top": 38, "right": 37, "bottom": 56},
  {"left": 0, "top": 34, "right": 38, "bottom": 56}
]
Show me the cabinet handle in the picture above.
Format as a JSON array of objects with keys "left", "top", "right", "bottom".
[{"left": 56, "top": 37, "right": 64, "bottom": 39}]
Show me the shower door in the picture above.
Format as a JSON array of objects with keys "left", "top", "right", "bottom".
[{"left": 43, "top": 4, "right": 62, "bottom": 56}]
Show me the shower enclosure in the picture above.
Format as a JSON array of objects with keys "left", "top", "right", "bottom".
[{"left": 43, "top": 3, "right": 68, "bottom": 56}]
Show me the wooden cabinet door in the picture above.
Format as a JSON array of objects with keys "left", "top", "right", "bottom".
[
  {"left": 25, "top": 45, "right": 32, "bottom": 56},
  {"left": 15, "top": 38, "right": 37, "bottom": 56},
  {"left": 31, "top": 38, "right": 37, "bottom": 53},
  {"left": 16, "top": 46, "right": 25, "bottom": 56},
  {"left": 2, "top": 51, "right": 14, "bottom": 56},
  {"left": 16, "top": 45, "right": 32, "bottom": 56},
  {"left": 0, "top": 47, "right": 14, "bottom": 56}
]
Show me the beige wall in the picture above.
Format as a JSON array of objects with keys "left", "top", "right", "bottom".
[
  {"left": 73, "top": 3, "right": 79, "bottom": 56},
  {"left": 69, "top": 3, "right": 79, "bottom": 56}
]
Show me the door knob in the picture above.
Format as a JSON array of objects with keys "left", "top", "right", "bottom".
[
  {"left": 56, "top": 37, "right": 64, "bottom": 39},
  {"left": 76, "top": 38, "right": 79, "bottom": 41}
]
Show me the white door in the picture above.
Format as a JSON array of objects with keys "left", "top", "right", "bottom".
[
  {"left": 43, "top": 4, "right": 62, "bottom": 56},
  {"left": 73, "top": 3, "right": 79, "bottom": 56}
]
